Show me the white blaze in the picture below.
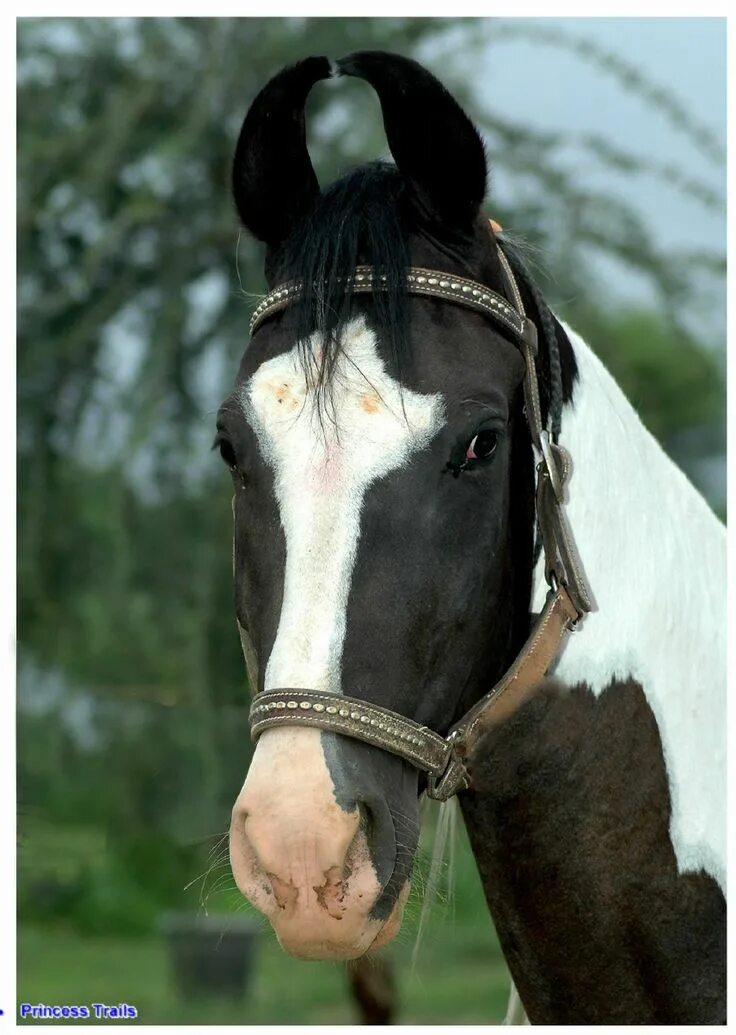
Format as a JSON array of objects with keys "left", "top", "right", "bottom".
[{"left": 243, "top": 316, "right": 444, "bottom": 694}]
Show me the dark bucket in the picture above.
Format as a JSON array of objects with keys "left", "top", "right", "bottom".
[{"left": 160, "top": 912, "right": 260, "bottom": 1001}]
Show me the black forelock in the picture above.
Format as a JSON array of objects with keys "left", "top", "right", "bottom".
[{"left": 271, "top": 161, "right": 411, "bottom": 418}]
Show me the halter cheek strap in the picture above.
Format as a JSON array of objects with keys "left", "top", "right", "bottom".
[{"left": 245, "top": 236, "right": 594, "bottom": 801}]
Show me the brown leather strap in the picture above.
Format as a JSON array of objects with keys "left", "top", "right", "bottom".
[
  {"left": 536, "top": 448, "right": 594, "bottom": 614},
  {"left": 499, "top": 251, "right": 594, "bottom": 615},
  {"left": 433, "top": 585, "right": 580, "bottom": 798},
  {"left": 250, "top": 689, "right": 454, "bottom": 779},
  {"left": 249, "top": 265, "right": 524, "bottom": 339}
]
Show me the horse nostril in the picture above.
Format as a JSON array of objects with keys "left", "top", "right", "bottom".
[{"left": 357, "top": 800, "right": 373, "bottom": 839}]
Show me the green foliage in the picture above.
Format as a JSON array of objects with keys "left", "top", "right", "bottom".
[{"left": 573, "top": 307, "right": 724, "bottom": 446}]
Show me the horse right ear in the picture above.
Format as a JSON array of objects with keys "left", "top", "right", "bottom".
[
  {"left": 337, "top": 51, "right": 487, "bottom": 233},
  {"left": 232, "top": 57, "right": 331, "bottom": 247}
]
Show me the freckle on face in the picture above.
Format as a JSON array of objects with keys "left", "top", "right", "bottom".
[{"left": 361, "top": 392, "right": 380, "bottom": 414}]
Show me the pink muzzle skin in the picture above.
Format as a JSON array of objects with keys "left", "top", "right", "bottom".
[{"left": 229, "top": 727, "right": 410, "bottom": 960}]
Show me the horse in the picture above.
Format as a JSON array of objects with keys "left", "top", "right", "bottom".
[{"left": 218, "top": 51, "right": 726, "bottom": 1024}]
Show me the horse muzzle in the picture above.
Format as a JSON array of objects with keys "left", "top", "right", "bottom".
[{"left": 229, "top": 726, "right": 410, "bottom": 960}]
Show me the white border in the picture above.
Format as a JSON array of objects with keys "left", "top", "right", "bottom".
[{"left": 7, "top": 7, "right": 732, "bottom": 1033}]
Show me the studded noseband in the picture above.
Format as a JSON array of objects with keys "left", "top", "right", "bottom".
[{"left": 246, "top": 235, "right": 593, "bottom": 800}]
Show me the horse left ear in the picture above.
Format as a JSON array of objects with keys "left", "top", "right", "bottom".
[
  {"left": 232, "top": 56, "right": 332, "bottom": 246},
  {"left": 337, "top": 50, "right": 487, "bottom": 231}
]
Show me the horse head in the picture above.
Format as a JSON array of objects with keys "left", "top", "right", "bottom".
[{"left": 220, "top": 51, "right": 572, "bottom": 960}]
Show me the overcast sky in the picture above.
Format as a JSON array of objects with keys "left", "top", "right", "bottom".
[{"left": 450, "top": 17, "right": 726, "bottom": 333}]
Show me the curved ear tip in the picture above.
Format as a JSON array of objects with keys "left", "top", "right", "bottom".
[
  {"left": 302, "top": 54, "right": 332, "bottom": 75},
  {"left": 281, "top": 54, "right": 333, "bottom": 86},
  {"left": 254, "top": 55, "right": 332, "bottom": 100}
]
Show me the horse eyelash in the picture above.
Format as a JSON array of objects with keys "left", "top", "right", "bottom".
[{"left": 443, "top": 459, "right": 468, "bottom": 478}]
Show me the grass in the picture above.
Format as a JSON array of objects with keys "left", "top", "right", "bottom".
[{"left": 17, "top": 806, "right": 512, "bottom": 1024}]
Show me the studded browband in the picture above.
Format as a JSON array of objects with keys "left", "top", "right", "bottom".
[
  {"left": 247, "top": 229, "right": 594, "bottom": 801},
  {"left": 249, "top": 266, "right": 524, "bottom": 339}
]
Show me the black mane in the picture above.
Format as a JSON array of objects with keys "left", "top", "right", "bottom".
[
  {"left": 259, "top": 162, "right": 577, "bottom": 438},
  {"left": 272, "top": 162, "right": 411, "bottom": 408}
]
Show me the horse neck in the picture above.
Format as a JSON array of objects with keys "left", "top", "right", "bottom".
[
  {"left": 532, "top": 321, "right": 725, "bottom": 636},
  {"left": 460, "top": 316, "right": 726, "bottom": 883},
  {"left": 531, "top": 321, "right": 726, "bottom": 894},
  {"left": 456, "top": 323, "right": 726, "bottom": 1022}
]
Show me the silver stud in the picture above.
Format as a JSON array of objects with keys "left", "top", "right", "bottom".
[
  {"left": 428, "top": 278, "right": 438, "bottom": 286},
  {"left": 462, "top": 285, "right": 470, "bottom": 293},
  {"left": 356, "top": 274, "right": 365, "bottom": 282},
  {"left": 417, "top": 276, "right": 427, "bottom": 284},
  {"left": 472, "top": 289, "right": 480, "bottom": 297},
  {"left": 276, "top": 701, "right": 286, "bottom": 709},
  {"left": 360, "top": 715, "right": 370, "bottom": 724},
  {"left": 313, "top": 703, "right": 325, "bottom": 713},
  {"left": 451, "top": 282, "right": 460, "bottom": 290},
  {"left": 351, "top": 711, "right": 361, "bottom": 721},
  {"left": 440, "top": 280, "right": 449, "bottom": 288},
  {"left": 299, "top": 701, "right": 311, "bottom": 710},
  {"left": 339, "top": 708, "right": 349, "bottom": 717},
  {"left": 326, "top": 705, "right": 337, "bottom": 715},
  {"left": 370, "top": 719, "right": 378, "bottom": 727},
  {"left": 378, "top": 723, "right": 386, "bottom": 731}
]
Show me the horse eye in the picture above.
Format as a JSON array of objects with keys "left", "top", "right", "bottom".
[
  {"left": 216, "top": 436, "right": 238, "bottom": 471},
  {"left": 466, "top": 429, "right": 498, "bottom": 462}
]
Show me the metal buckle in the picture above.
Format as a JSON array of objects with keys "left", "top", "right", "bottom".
[
  {"left": 425, "top": 731, "right": 469, "bottom": 802},
  {"left": 539, "top": 429, "right": 564, "bottom": 503}
]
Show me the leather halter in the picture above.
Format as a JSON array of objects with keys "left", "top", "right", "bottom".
[{"left": 247, "top": 237, "right": 594, "bottom": 801}]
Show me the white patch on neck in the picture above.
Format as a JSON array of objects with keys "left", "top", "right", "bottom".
[
  {"left": 533, "top": 324, "right": 727, "bottom": 893},
  {"left": 243, "top": 316, "right": 444, "bottom": 694}
]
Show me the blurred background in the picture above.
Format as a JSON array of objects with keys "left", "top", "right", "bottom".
[{"left": 17, "top": 16, "right": 725, "bottom": 1025}]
